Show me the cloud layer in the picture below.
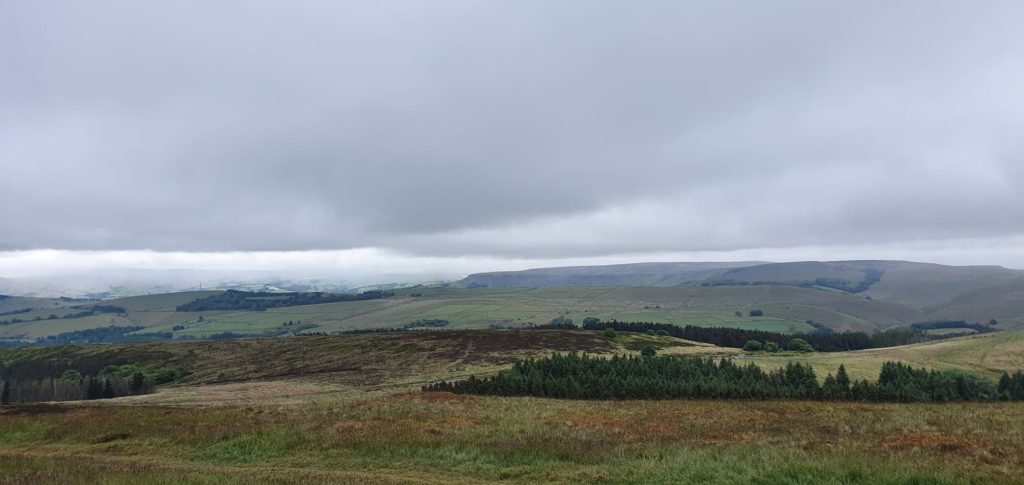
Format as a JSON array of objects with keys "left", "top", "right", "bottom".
[{"left": 3, "top": 1, "right": 1024, "bottom": 258}]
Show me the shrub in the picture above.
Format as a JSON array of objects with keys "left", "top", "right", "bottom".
[
  {"left": 749, "top": 309, "right": 764, "bottom": 317},
  {"left": 640, "top": 346, "right": 657, "bottom": 357},
  {"left": 788, "top": 338, "right": 815, "bottom": 353}
]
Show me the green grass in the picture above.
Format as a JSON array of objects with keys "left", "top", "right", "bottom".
[
  {"left": 152, "top": 286, "right": 829, "bottom": 337},
  {"left": 197, "top": 430, "right": 306, "bottom": 464},
  {"left": 8, "top": 285, "right": 942, "bottom": 339},
  {"left": 743, "top": 330, "right": 1024, "bottom": 381}
]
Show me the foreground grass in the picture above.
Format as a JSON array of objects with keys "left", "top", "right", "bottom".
[{"left": 2, "top": 395, "right": 1023, "bottom": 484}]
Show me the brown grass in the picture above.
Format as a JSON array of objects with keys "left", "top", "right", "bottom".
[{"left": 3, "top": 396, "right": 1024, "bottom": 484}]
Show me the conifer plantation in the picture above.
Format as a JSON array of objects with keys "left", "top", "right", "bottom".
[{"left": 425, "top": 354, "right": 1015, "bottom": 403}]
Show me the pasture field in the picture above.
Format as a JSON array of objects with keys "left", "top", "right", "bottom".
[
  {"left": 743, "top": 330, "right": 1024, "bottom": 381},
  {"left": 3, "top": 285, "right": 927, "bottom": 340},
  {"left": 141, "top": 286, "right": 842, "bottom": 337}
]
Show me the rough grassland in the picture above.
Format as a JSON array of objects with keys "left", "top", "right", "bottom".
[
  {"left": 1, "top": 397, "right": 1023, "bottom": 484},
  {"left": 4, "top": 329, "right": 1021, "bottom": 404},
  {"left": 3, "top": 330, "right": 1024, "bottom": 483}
]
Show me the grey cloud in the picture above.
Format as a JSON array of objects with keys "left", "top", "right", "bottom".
[{"left": 2, "top": 1, "right": 1023, "bottom": 256}]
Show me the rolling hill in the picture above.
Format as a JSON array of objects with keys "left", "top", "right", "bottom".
[
  {"left": 0, "top": 284, "right": 936, "bottom": 341},
  {"left": 459, "top": 261, "right": 763, "bottom": 288},
  {"left": 461, "top": 260, "right": 1024, "bottom": 328},
  {"left": 2, "top": 259, "right": 1024, "bottom": 341}
]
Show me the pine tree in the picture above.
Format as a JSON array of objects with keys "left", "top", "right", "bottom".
[
  {"left": 822, "top": 374, "right": 838, "bottom": 400},
  {"left": 999, "top": 372, "right": 1011, "bottom": 398},
  {"left": 835, "top": 364, "right": 851, "bottom": 397},
  {"left": 1, "top": 380, "right": 10, "bottom": 405},
  {"left": 131, "top": 372, "right": 146, "bottom": 394}
]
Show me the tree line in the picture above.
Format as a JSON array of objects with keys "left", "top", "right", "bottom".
[
  {"left": 0, "top": 361, "right": 182, "bottom": 404},
  {"left": 577, "top": 319, "right": 993, "bottom": 352},
  {"left": 1, "top": 373, "right": 152, "bottom": 404},
  {"left": 424, "top": 353, "right": 1016, "bottom": 403},
  {"left": 175, "top": 290, "right": 393, "bottom": 312},
  {"left": 0, "top": 304, "right": 126, "bottom": 326}
]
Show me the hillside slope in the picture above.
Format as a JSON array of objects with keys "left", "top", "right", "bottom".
[
  {"left": 4, "top": 260, "right": 1024, "bottom": 340},
  {"left": 746, "top": 330, "right": 1024, "bottom": 380},
  {"left": 461, "top": 260, "right": 1024, "bottom": 327},
  {"left": 460, "top": 262, "right": 763, "bottom": 288},
  {"left": 0, "top": 285, "right": 921, "bottom": 340}
]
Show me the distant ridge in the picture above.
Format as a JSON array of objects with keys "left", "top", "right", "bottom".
[
  {"left": 460, "top": 259, "right": 1024, "bottom": 313},
  {"left": 460, "top": 261, "right": 764, "bottom": 289}
]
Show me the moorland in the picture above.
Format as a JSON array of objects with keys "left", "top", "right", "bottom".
[{"left": 2, "top": 260, "right": 1024, "bottom": 483}]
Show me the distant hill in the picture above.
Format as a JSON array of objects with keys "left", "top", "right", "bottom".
[
  {"left": 460, "top": 262, "right": 765, "bottom": 288},
  {"left": 459, "top": 260, "right": 1024, "bottom": 327},
  {"left": 4, "top": 260, "right": 1024, "bottom": 342}
]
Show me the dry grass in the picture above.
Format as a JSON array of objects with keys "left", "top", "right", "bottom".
[
  {"left": 2, "top": 396, "right": 1024, "bottom": 484},
  {"left": 4, "top": 330, "right": 1024, "bottom": 483}
]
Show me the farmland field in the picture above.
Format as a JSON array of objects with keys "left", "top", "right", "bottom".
[
  {"left": 1, "top": 285, "right": 934, "bottom": 340},
  {"left": 743, "top": 329, "right": 1024, "bottom": 381}
]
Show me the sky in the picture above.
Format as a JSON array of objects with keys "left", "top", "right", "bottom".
[{"left": 3, "top": 1, "right": 1024, "bottom": 288}]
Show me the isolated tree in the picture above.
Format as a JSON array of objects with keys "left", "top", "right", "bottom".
[
  {"left": 640, "top": 346, "right": 657, "bottom": 358},
  {"left": 1, "top": 380, "right": 10, "bottom": 405},
  {"left": 603, "top": 329, "right": 617, "bottom": 339},
  {"left": 989, "top": 319, "right": 999, "bottom": 326},
  {"left": 749, "top": 309, "right": 764, "bottom": 317},
  {"left": 743, "top": 340, "right": 764, "bottom": 352},
  {"left": 764, "top": 341, "right": 781, "bottom": 353}
]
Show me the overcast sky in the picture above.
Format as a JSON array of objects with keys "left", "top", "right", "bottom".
[{"left": 3, "top": 1, "right": 1024, "bottom": 282}]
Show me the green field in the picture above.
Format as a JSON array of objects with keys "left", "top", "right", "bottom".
[
  {"left": 743, "top": 329, "right": 1024, "bottom": 381},
  {"left": 7, "top": 270, "right": 1024, "bottom": 341},
  {"left": 5, "top": 286, "right": 896, "bottom": 340}
]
